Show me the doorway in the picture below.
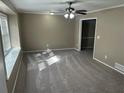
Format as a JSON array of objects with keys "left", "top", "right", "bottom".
[{"left": 80, "top": 18, "right": 96, "bottom": 55}]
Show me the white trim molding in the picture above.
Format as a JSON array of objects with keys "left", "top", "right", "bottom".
[
  {"left": 19, "top": 11, "right": 64, "bottom": 15},
  {"left": 88, "top": 4, "right": 124, "bottom": 14},
  {"left": 18, "top": 4, "right": 124, "bottom": 15},
  {"left": 74, "top": 48, "right": 80, "bottom": 51},
  {"left": 93, "top": 57, "right": 124, "bottom": 75},
  {"left": 78, "top": 18, "right": 97, "bottom": 52},
  {"left": 0, "top": 12, "right": 7, "bottom": 17}
]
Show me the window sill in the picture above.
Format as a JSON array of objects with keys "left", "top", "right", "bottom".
[{"left": 5, "top": 47, "right": 21, "bottom": 80}]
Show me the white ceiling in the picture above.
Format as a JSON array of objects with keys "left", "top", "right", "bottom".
[{"left": 9, "top": 0, "right": 124, "bottom": 14}]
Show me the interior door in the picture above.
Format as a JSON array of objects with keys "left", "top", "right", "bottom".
[{"left": 81, "top": 19, "right": 96, "bottom": 51}]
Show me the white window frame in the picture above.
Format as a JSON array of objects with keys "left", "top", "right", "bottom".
[{"left": 0, "top": 13, "right": 12, "bottom": 56}]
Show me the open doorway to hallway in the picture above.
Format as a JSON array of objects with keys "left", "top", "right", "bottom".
[{"left": 80, "top": 18, "right": 96, "bottom": 56}]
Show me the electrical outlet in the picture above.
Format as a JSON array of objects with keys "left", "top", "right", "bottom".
[{"left": 104, "top": 55, "right": 108, "bottom": 59}]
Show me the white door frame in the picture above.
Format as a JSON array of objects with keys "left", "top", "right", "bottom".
[{"left": 78, "top": 17, "right": 97, "bottom": 56}]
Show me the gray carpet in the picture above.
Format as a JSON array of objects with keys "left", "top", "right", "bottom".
[{"left": 24, "top": 50, "right": 124, "bottom": 93}]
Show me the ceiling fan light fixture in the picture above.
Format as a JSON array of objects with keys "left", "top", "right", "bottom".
[
  {"left": 69, "top": 13, "right": 75, "bottom": 19},
  {"left": 63, "top": 1, "right": 87, "bottom": 19},
  {"left": 64, "top": 13, "right": 69, "bottom": 19}
]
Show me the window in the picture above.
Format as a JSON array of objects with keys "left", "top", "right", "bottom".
[
  {"left": 0, "top": 13, "right": 21, "bottom": 80},
  {"left": 0, "top": 15, "right": 11, "bottom": 56}
]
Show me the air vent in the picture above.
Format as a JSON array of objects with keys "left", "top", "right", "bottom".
[{"left": 115, "top": 63, "right": 124, "bottom": 72}]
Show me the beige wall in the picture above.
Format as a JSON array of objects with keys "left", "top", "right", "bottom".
[
  {"left": 75, "top": 7, "right": 124, "bottom": 68},
  {"left": 20, "top": 14, "right": 75, "bottom": 51}
]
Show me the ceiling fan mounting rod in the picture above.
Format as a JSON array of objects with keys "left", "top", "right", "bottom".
[
  {"left": 69, "top": 2, "right": 73, "bottom": 8},
  {"left": 66, "top": 2, "right": 75, "bottom": 13}
]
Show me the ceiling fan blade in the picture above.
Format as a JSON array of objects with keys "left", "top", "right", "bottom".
[
  {"left": 76, "top": 10, "right": 87, "bottom": 12},
  {"left": 76, "top": 12, "right": 87, "bottom": 15}
]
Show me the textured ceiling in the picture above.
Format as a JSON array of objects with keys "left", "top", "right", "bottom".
[{"left": 9, "top": 0, "right": 124, "bottom": 14}]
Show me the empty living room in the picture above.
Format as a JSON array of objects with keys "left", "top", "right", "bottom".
[{"left": 0, "top": 0, "right": 124, "bottom": 93}]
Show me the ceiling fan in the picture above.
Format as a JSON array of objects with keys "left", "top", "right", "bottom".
[{"left": 64, "top": 1, "right": 87, "bottom": 19}]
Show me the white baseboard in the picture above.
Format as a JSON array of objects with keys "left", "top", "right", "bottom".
[
  {"left": 23, "top": 49, "right": 44, "bottom": 53},
  {"left": 74, "top": 48, "right": 80, "bottom": 51},
  {"left": 52, "top": 48, "right": 75, "bottom": 51},
  {"left": 93, "top": 57, "right": 124, "bottom": 75},
  {"left": 23, "top": 48, "right": 76, "bottom": 53}
]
